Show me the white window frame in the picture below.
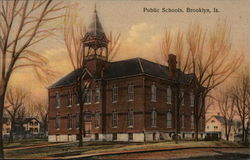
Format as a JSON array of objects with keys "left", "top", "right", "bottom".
[
  {"left": 167, "top": 86, "right": 172, "bottom": 104},
  {"left": 151, "top": 83, "right": 156, "bottom": 102},
  {"left": 128, "top": 84, "right": 134, "bottom": 101},
  {"left": 128, "top": 110, "right": 134, "bottom": 127},
  {"left": 166, "top": 112, "right": 172, "bottom": 128},
  {"left": 112, "top": 111, "right": 118, "bottom": 128},
  {"left": 112, "top": 85, "right": 118, "bottom": 103}
]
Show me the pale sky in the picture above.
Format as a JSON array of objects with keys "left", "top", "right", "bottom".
[{"left": 10, "top": 0, "right": 249, "bottom": 108}]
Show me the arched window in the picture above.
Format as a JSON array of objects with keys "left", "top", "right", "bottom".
[
  {"left": 151, "top": 110, "right": 157, "bottom": 127},
  {"left": 67, "top": 91, "right": 72, "bottom": 106},
  {"left": 95, "top": 112, "right": 100, "bottom": 128},
  {"left": 190, "top": 91, "right": 194, "bottom": 107},
  {"left": 166, "top": 112, "right": 172, "bottom": 128},
  {"left": 151, "top": 83, "right": 156, "bottom": 101},
  {"left": 182, "top": 115, "right": 185, "bottom": 128}
]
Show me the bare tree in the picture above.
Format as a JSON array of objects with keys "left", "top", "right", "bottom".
[
  {"left": 0, "top": 0, "right": 65, "bottom": 157},
  {"left": 63, "top": 6, "right": 120, "bottom": 147},
  {"left": 216, "top": 88, "right": 235, "bottom": 141},
  {"left": 4, "top": 86, "right": 27, "bottom": 143},
  {"left": 161, "top": 20, "right": 242, "bottom": 141},
  {"left": 232, "top": 70, "right": 250, "bottom": 143}
]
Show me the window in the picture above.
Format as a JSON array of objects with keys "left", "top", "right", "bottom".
[
  {"left": 207, "top": 126, "right": 209, "bottom": 129},
  {"left": 55, "top": 115, "right": 60, "bottom": 130},
  {"left": 182, "top": 133, "right": 185, "bottom": 139},
  {"left": 56, "top": 92, "right": 60, "bottom": 108},
  {"left": 67, "top": 114, "right": 72, "bottom": 129},
  {"left": 190, "top": 92, "right": 194, "bottom": 107},
  {"left": 83, "top": 89, "right": 92, "bottom": 104},
  {"left": 191, "top": 114, "right": 194, "bottom": 129},
  {"left": 151, "top": 83, "right": 156, "bottom": 102},
  {"left": 84, "top": 112, "right": 92, "bottom": 121},
  {"left": 112, "top": 85, "right": 118, "bottom": 102},
  {"left": 34, "top": 122, "right": 38, "bottom": 126},
  {"left": 112, "top": 111, "right": 118, "bottom": 127},
  {"left": 181, "top": 91, "right": 184, "bottom": 106},
  {"left": 166, "top": 112, "right": 172, "bottom": 128},
  {"left": 181, "top": 115, "right": 185, "bottom": 128},
  {"left": 34, "top": 128, "right": 38, "bottom": 133},
  {"left": 95, "top": 112, "right": 100, "bottom": 128},
  {"left": 151, "top": 110, "right": 157, "bottom": 127},
  {"left": 67, "top": 91, "right": 73, "bottom": 106},
  {"left": 128, "top": 110, "right": 134, "bottom": 127},
  {"left": 76, "top": 113, "right": 79, "bottom": 129},
  {"left": 30, "top": 128, "right": 33, "bottom": 133},
  {"left": 95, "top": 87, "right": 100, "bottom": 103},
  {"left": 167, "top": 86, "right": 172, "bottom": 104},
  {"left": 128, "top": 133, "right": 133, "bottom": 141},
  {"left": 95, "top": 133, "right": 99, "bottom": 140},
  {"left": 128, "top": 84, "right": 134, "bottom": 101}
]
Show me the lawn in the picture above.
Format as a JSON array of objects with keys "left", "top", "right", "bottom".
[{"left": 4, "top": 140, "right": 244, "bottom": 159}]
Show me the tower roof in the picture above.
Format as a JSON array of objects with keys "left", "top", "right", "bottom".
[
  {"left": 87, "top": 6, "right": 104, "bottom": 35},
  {"left": 82, "top": 6, "right": 108, "bottom": 47}
]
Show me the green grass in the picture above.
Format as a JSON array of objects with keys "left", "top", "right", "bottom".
[{"left": 4, "top": 140, "right": 244, "bottom": 159}]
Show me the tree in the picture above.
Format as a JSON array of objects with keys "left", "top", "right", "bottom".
[
  {"left": 232, "top": 70, "right": 250, "bottom": 143},
  {"left": 63, "top": 6, "right": 120, "bottom": 147},
  {"left": 0, "top": 0, "right": 65, "bottom": 158},
  {"left": 161, "top": 20, "right": 242, "bottom": 141},
  {"left": 4, "top": 86, "right": 27, "bottom": 143},
  {"left": 216, "top": 88, "right": 235, "bottom": 141}
]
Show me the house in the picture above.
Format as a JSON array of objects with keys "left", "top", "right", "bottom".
[
  {"left": 48, "top": 8, "right": 205, "bottom": 142},
  {"left": 23, "top": 118, "right": 41, "bottom": 135},
  {"left": 205, "top": 114, "right": 236, "bottom": 141}
]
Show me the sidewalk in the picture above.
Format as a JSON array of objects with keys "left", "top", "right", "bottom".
[{"left": 58, "top": 146, "right": 248, "bottom": 159}]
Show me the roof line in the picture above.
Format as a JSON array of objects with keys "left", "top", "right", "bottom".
[{"left": 138, "top": 58, "right": 144, "bottom": 73}]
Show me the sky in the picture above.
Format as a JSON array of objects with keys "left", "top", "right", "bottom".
[{"left": 9, "top": 0, "right": 249, "bottom": 113}]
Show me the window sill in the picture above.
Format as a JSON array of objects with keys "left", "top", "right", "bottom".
[
  {"left": 95, "top": 127, "right": 99, "bottom": 129},
  {"left": 84, "top": 103, "right": 92, "bottom": 105},
  {"left": 56, "top": 106, "right": 60, "bottom": 109},
  {"left": 76, "top": 103, "right": 80, "bottom": 106},
  {"left": 67, "top": 105, "right": 72, "bottom": 107},
  {"left": 128, "top": 99, "right": 134, "bottom": 102},
  {"left": 95, "top": 102, "right": 100, "bottom": 104},
  {"left": 166, "top": 102, "right": 172, "bottom": 105},
  {"left": 56, "top": 128, "right": 60, "bottom": 130},
  {"left": 68, "top": 128, "right": 72, "bottom": 130},
  {"left": 112, "top": 126, "right": 118, "bottom": 128},
  {"left": 151, "top": 126, "right": 157, "bottom": 128},
  {"left": 128, "top": 126, "right": 134, "bottom": 128},
  {"left": 151, "top": 100, "right": 157, "bottom": 102},
  {"left": 112, "top": 101, "right": 117, "bottom": 104}
]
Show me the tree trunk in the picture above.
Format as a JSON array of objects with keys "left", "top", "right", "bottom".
[
  {"left": 0, "top": 95, "right": 5, "bottom": 159},
  {"left": 78, "top": 104, "right": 83, "bottom": 147},
  {"left": 195, "top": 119, "right": 199, "bottom": 141}
]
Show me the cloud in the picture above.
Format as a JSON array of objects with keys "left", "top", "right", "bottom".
[{"left": 116, "top": 22, "right": 163, "bottom": 62}]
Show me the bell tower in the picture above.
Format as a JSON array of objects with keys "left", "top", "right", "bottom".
[
  {"left": 82, "top": 6, "right": 109, "bottom": 77},
  {"left": 82, "top": 6, "right": 109, "bottom": 61}
]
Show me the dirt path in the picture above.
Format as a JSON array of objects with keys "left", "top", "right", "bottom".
[{"left": 4, "top": 142, "right": 72, "bottom": 151}]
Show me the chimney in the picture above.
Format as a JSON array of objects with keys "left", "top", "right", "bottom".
[{"left": 168, "top": 54, "right": 177, "bottom": 80}]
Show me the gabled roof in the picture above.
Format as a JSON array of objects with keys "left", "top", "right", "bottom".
[
  {"left": 49, "top": 57, "right": 193, "bottom": 89},
  {"left": 23, "top": 118, "right": 40, "bottom": 124}
]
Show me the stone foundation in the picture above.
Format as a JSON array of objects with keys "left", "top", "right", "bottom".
[{"left": 48, "top": 132, "right": 205, "bottom": 142}]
